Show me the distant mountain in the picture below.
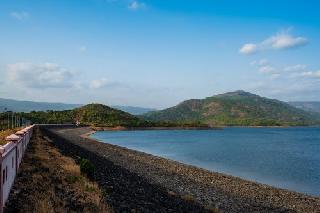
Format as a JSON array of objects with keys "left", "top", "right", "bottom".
[
  {"left": 22, "top": 103, "right": 151, "bottom": 127},
  {"left": 288, "top": 101, "right": 320, "bottom": 114},
  {"left": 112, "top": 105, "right": 156, "bottom": 115},
  {"left": 0, "top": 98, "right": 155, "bottom": 115},
  {"left": 0, "top": 98, "right": 81, "bottom": 112},
  {"left": 142, "top": 90, "right": 317, "bottom": 126}
]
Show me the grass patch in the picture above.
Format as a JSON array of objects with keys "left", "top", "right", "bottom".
[
  {"left": 66, "top": 175, "right": 82, "bottom": 184},
  {"left": 0, "top": 128, "right": 22, "bottom": 145},
  {"left": 80, "top": 158, "right": 95, "bottom": 178},
  {"left": 85, "top": 183, "right": 97, "bottom": 192}
]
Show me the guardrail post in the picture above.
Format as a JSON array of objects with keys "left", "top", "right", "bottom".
[
  {"left": 15, "top": 131, "right": 26, "bottom": 157},
  {"left": 5, "top": 135, "right": 20, "bottom": 179}
]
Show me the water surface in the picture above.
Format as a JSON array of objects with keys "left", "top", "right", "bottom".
[{"left": 91, "top": 127, "right": 320, "bottom": 196}]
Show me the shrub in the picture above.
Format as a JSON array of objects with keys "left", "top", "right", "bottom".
[
  {"left": 80, "top": 158, "right": 95, "bottom": 178},
  {"left": 66, "top": 175, "right": 82, "bottom": 184}
]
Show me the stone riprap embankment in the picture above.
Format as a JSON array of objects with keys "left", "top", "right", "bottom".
[
  {"left": 42, "top": 126, "right": 320, "bottom": 213},
  {"left": 41, "top": 126, "right": 209, "bottom": 213}
]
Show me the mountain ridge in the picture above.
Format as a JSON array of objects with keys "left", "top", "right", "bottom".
[
  {"left": 142, "top": 91, "right": 318, "bottom": 126},
  {"left": 0, "top": 98, "right": 155, "bottom": 115}
]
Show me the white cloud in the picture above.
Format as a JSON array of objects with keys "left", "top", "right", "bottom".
[
  {"left": 270, "top": 73, "right": 281, "bottom": 79},
  {"left": 10, "top": 11, "right": 29, "bottom": 21},
  {"left": 300, "top": 71, "right": 313, "bottom": 77},
  {"left": 250, "top": 59, "right": 269, "bottom": 66},
  {"left": 262, "top": 33, "right": 307, "bottom": 50},
  {"left": 7, "top": 62, "right": 73, "bottom": 89},
  {"left": 259, "top": 66, "right": 276, "bottom": 74},
  {"left": 239, "top": 30, "right": 308, "bottom": 55},
  {"left": 299, "top": 71, "right": 320, "bottom": 78},
  {"left": 89, "top": 78, "right": 109, "bottom": 89},
  {"left": 239, "top": 44, "right": 257, "bottom": 55},
  {"left": 284, "top": 64, "right": 307, "bottom": 72},
  {"left": 315, "top": 71, "right": 320, "bottom": 78},
  {"left": 128, "top": 1, "right": 146, "bottom": 10},
  {"left": 248, "top": 78, "right": 320, "bottom": 102},
  {"left": 256, "top": 62, "right": 320, "bottom": 80},
  {"left": 280, "top": 64, "right": 320, "bottom": 79}
]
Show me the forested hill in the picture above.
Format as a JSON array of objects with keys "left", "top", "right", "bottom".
[
  {"left": 142, "top": 91, "right": 318, "bottom": 126},
  {"left": 21, "top": 104, "right": 151, "bottom": 127}
]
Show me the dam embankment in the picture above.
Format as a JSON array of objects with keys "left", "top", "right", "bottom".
[
  {"left": 41, "top": 126, "right": 320, "bottom": 213},
  {"left": 41, "top": 126, "right": 209, "bottom": 213}
]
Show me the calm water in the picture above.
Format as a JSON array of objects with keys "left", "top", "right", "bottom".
[{"left": 91, "top": 127, "right": 320, "bottom": 196}]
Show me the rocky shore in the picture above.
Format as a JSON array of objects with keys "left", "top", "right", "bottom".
[
  {"left": 42, "top": 126, "right": 320, "bottom": 213},
  {"left": 91, "top": 126, "right": 221, "bottom": 131}
]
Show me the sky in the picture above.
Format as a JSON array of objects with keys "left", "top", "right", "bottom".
[{"left": 0, "top": 0, "right": 320, "bottom": 109}]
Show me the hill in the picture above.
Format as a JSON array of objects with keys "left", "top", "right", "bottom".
[
  {"left": 288, "top": 101, "right": 320, "bottom": 114},
  {"left": 142, "top": 91, "right": 317, "bottom": 126},
  {"left": 0, "top": 98, "right": 155, "bottom": 115},
  {"left": 0, "top": 98, "right": 81, "bottom": 112},
  {"left": 21, "top": 104, "right": 151, "bottom": 127}
]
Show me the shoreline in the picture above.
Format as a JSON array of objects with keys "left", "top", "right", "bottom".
[
  {"left": 82, "top": 125, "right": 319, "bottom": 139},
  {"left": 86, "top": 131, "right": 320, "bottom": 198},
  {"left": 45, "top": 126, "right": 320, "bottom": 212},
  {"left": 86, "top": 131, "right": 319, "bottom": 197},
  {"left": 91, "top": 126, "right": 221, "bottom": 131},
  {"left": 88, "top": 125, "right": 319, "bottom": 132},
  {"left": 80, "top": 130, "right": 97, "bottom": 138}
]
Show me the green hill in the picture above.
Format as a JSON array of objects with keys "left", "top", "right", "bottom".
[
  {"left": 142, "top": 91, "right": 318, "bottom": 126},
  {"left": 21, "top": 103, "right": 151, "bottom": 127}
]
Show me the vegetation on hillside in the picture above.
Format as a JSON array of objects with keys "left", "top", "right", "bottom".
[
  {"left": 19, "top": 104, "right": 152, "bottom": 127},
  {"left": 3, "top": 91, "right": 318, "bottom": 127},
  {"left": 12, "top": 103, "right": 209, "bottom": 128},
  {"left": 143, "top": 90, "right": 319, "bottom": 126}
]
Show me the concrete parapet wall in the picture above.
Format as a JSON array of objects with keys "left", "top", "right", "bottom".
[{"left": 0, "top": 125, "right": 35, "bottom": 212}]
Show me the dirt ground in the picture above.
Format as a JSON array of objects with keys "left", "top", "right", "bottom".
[{"left": 4, "top": 127, "right": 112, "bottom": 213}]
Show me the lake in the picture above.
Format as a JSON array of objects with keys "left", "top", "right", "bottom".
[{"left": 90, "top": 127, "right": 320, "bottom": 196}]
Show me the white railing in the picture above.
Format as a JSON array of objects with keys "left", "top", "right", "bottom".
[{"left": 0, "top": 125, "right": 35, "bottom": 212}]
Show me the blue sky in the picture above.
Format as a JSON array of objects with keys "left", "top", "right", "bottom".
[{"left": 0, "top": 0, "right": 320, "bottom": 108}]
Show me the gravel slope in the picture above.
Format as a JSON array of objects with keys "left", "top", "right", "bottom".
[
  {"left": 43, "top": 126, "right": 210, "bottom": 213},
  {"left": 44, "top": 126, "right": 320, "bottom": 213}
]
